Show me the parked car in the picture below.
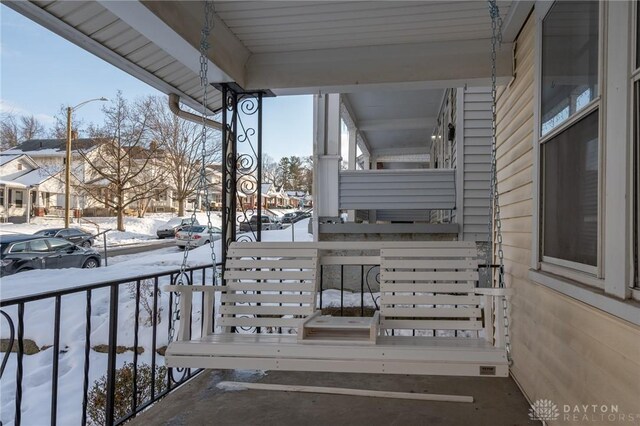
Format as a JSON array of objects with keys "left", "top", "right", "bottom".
[
  {"left": 281, "top": 211, "right": 305, "bottom": 224},
  {"left": 156, "top": 217, "right": 200, "bottom": 239},
  {"left": 299, "top": 210, "right": 312, "bottom": 220},
  {"left": 175, "top": 225, "right": 222, "bottom": 249},
  {"left": 0, "top": 235, "right": 101, "bottom": 276},
  {"left": 239, "top": 215, "right": 282, "bottom": 232},
  {"left": 33, "top": 227, "right": 95, "bottom": 248}
]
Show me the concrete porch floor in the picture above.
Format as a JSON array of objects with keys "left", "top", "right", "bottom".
[{"left": 131, "top": 370, "right": 539, "bottom": 426}]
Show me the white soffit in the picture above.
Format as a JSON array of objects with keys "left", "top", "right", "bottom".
[{"left": 7, "top": 1, "right": 530, "bottom": 98}]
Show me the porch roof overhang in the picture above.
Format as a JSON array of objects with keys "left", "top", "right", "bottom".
[{"left": 5, "top": 1, "right": 533, "bottom": 109}]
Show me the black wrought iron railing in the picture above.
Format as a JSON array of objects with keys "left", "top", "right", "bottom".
[{"left": 0, "top": 263, "right": 221, "bottom": 426}]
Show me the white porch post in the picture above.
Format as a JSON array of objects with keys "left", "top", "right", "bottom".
[
  {"left": 26, "top": 188, "right": 32, "bottom": 224},
  {"left": 347, "top": 126, "right": 357, "bottom": 222},
  {"left": 312, "top": 93, "right": 341, "bottom": 240}
]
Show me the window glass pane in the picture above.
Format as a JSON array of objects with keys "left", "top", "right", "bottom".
[
  {"left": 47, "top": 238, "right": 72, "bottom": 250},
  {"left": 10, "top": 242, "right": 27, "bottom": 253},
  {"left": 635, "top": 81, "right": 640, "bottom": 286},
  {"left": 541, "top": 1, "right": 599, "bottom": 136},
  {"left": 28, "top": 240, "right": 49, "bottom": 252},
  {"left": 543, "top": 110, "right": 599, "bottom": 266}
]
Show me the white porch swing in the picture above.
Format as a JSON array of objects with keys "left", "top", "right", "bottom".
[{"left": 165, "top": 0, "right": 512, "bottom": 379}]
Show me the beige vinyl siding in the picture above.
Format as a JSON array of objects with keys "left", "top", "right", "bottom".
[
  {"left": 496, "top": 14, "right": 640, "bottom": 418},
  {"left": 462, "top": 87, "right": 492, "bottom": 241}
]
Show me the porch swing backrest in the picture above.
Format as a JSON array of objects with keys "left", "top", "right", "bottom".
[
  {"left": 218, "top": 242, "right": 320, "bottom": 330},
  {"left": 379, "top": 243, "right": 483, "bottom": 332}
]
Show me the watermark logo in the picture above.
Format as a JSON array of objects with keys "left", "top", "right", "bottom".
[
  {"left": 529, "top": 399, "right": 560, "bottom": 421},
  {"left": 528, "top": 400, "right": 640, "bottom": 423}
]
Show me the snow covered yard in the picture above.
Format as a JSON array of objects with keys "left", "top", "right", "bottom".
[
  {"left": 0, "top": 212, "right": 224, "bottom": 248},
  {"left": 0, "top": 219, "right": 313, "bottom": 425}
]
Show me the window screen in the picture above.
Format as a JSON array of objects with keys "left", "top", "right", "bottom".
[{"left": 542, "top": 111, "right": 599, "bottom": 266}]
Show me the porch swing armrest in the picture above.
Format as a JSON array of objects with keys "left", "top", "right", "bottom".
[
  {"left": 473, "top": 288, "right": 513, "bottom": 296},
  {"left": 164, "top": 285, "right": 224, "bottom": 340}
]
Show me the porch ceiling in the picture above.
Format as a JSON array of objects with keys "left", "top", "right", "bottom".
[
  {"left": 344, "top": 89, "right": 444, "bottom": 155},
  {"left": 6, "top": 0, "right": 533, "bottom": 109}
]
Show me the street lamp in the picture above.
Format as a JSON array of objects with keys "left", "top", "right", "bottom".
[{"left": 65, "top": 97, "right": 108, "bottom": 228}]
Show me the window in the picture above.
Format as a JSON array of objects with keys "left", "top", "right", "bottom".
[
  {"left": 9, "top": 242, "right": 27, "bottom": 253},
  {"left": 47, "top": 238, "right": 72, "bottom": 251},
  {"left": 635, "top": 3, "right": 640, "bottom": 289},
  {"left": 14, "top": 191, "right": 23, "bottom": 208},
  {"left": 542, "top": 111, "right": 599, "bottom": 267},
  {"left": 540, "top": 1, "right": 600, "bottom": 272},
  {"left": 541, "top": 1, "right": 599, "bottom": 136},
  {"left": 17, "top": 163, "right": 23, "bottom": 171},
  {"left": 28, "top": 239, "right": 49, "bottom": 253},
  {"left": 0, "top": 189, "right": 4, "bottom": 206}
]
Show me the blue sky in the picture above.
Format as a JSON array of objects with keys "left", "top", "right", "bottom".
[{"left": 0, "top": 5, "right": 313, "bottom": 160}]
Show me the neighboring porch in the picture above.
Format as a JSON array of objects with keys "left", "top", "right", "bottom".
[{"left": 130, "top": 370, "right": 537, "bottom": 426}]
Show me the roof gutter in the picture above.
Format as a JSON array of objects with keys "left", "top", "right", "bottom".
[{"left": 168, "top": 93, "right": 222, "bottom": 131}]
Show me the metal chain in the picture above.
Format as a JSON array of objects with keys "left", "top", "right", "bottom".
[
  {"left": 487, "top": 0, "right": 511, "bottom": 365},
  {"left": 169, "top": 0, "right": 217, "bottom": 345}
]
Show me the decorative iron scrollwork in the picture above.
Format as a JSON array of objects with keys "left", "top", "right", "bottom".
[
  {"left": 0, "top": 310, "right": 15, "bottom": 379},
  {"left": 219, "top": 85, "right": 266, "bottom": 263}
]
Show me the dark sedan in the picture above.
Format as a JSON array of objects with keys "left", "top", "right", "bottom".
[
  {"left": 0, "top": 235, "right": 101, "bottom": 276},
  {"left": 33, "top": 228, "right": 95, "bottom": 248},
  {"left": 281, "top": 211, "right": 305, "bottom": 224}
]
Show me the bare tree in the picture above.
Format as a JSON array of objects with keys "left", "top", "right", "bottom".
[
  {"left": 0, "top": 112, "right": 19, "bottom": 149},
  {"left": 49, "top": 105, "right": 83, "bottom": 139},
  {"left": 262, "top": 154, "right": 280, "bottom": 186},
  {"left": 77, "top": 92, "right": 165, "bottom": 231},
  {"left": 149, "top": 96, "right": 221, "bottom": 216},
  {"left": 19, "top": 115, "right": 46, "bottom": 141}
]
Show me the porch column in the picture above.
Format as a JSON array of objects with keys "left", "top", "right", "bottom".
[
  {"left": 26, "top": 188, "right": 32, "bottom": 224},
  {"left": 347, "top": 126, "right": 357, "bottom": 222},
  {"left": 312, "top": 93, "right": 341, "bottom": 239}
]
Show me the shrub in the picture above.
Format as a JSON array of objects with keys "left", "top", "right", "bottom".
[{"left": 87, "top": 362, "right": 167, "bottom": 425}]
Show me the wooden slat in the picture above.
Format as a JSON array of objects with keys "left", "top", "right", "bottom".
[
  {"left": 382, "top": 259, "right": 477, "bottom": 269},
  {"left": 222, "top": 294, "right": 314, "bottom": 304},
  {"left": 164, "top": 285, "right": 226, "bottom": 293},
  {"left": 381, "top": 319, "right": 483, "bottom": 330},
  {"left": 381, "top": 271, "right": 478, "bottom": 281},
  {"left": 220, "top": 306, "right": 312, "bottom": 316},
  {"left": 225, "top": 282, "right": 316, "bottom": 292},
  {"left": 382, "top": 307, "right": 482, "bottom": 318},
  {"left": 380, "top": 283, "right": 474, "bottom": 293},
  {"left": 227, "top": 259, "right": 317, "bottom": 269},
  {"left": 229, "top": 248, "right": 318, "bottom": 258},
  {"left": 218, "top": 317, "right": 302, "bottom": 328},
  {"left": 225, "top": 270, "right": 316, "bottom": 280},
  {"left": 320, "top": 256, "right": 381, "bottom": 265},
  {"left": 381, "top": 248, "right": 478, "bottom": 257},
  {"left": 380, "top": 295, "right": 481, "bottom": 305}
]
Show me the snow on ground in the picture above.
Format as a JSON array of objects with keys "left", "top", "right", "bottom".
[
  {"left": 0, "top": 218, "right": 314, "bottom": 425},
  {"left": 0, "top": 212, "right": 224, "bottom": 247}
]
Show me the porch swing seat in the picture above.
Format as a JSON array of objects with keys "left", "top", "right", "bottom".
[{"left": 165, "top": 242, "right": 510, "bottom": 377}]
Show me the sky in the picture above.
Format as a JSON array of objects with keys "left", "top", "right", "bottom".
[{"left": 0, "top": 5, "right": 313, "bottom": 160}]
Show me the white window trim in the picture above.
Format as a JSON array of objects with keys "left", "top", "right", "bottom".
[
  {"left": 632, "top": 0, "right": 640, "bottom": 293},
  {"left": 531, "top": 1, "right": 637, "bottom": 320}
]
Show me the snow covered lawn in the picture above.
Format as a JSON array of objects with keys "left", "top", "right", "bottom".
[{"left": 0, "top": 212, "right": 224, "bottom": 248}]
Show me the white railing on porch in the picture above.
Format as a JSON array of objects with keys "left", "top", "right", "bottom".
[{"left": 339, "top": 169, "right": 456, "bottom": 211}]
